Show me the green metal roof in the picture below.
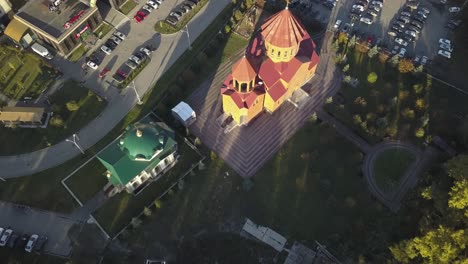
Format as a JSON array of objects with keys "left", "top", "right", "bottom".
[{"left": 97, "top": 117, "right": 177, "bottom": 186}]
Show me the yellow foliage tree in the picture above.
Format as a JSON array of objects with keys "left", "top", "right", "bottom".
[{"left": 398, "top": 59, "right": 415, "bottom": 73}]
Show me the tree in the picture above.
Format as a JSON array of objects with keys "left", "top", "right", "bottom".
[
  {"left": 446, "top": 155, "right": 468, "bottom": 181},
  {"left": 402, "top": 108, "right": 415, "bottom": 119},
  {"left": 343, "top": 64, "right": 350, "bottom": 72},
  {"left": 348, "top": 35, "right": 356, "bottom": 48},
  {"left": 224, "top": 24, "right": 231, "bottom": 34},
  {"left": 66, "top": 100, "right": 80, "bottom": 112},
  {"left": 245, "top": 0, "right": 255, "bottom": 9},
  {"left": 309, "top": 112, "right": 317, "bottom": 122},
  {"left": 367, "top": 72, "right": 378, "bottom": 83},
  {"left": 356, "top": 42, "right": 369, "bottom": 53},
  {"left": 448, "top": 179, "right": 468, "bottom": 211},
  {"left": 194, "top": 137, "right": 202, "bottom": 146},
  {"left": 414, "top": 65, "right": 424, "bottom": 73},
  {"left": 143, "top": 206, "right": 152, "bottom": 216},
  {"left": 343, "top": 75, "right": 351, "bottom": 83},
  {"left": 210, "top": 151, "right": 217, "bottom": 160},
  {"left": 338, "top": 32, "right": 348, "bottom": 44},
  {"left": 130, "top": 217, "right": 142, "bottom": 229},
  {"left": 415, "top": 128, "right": 425, "bottom": 138},
  {"left": 415, "top": 98, "right": 426, "bottom": 110},
  {"left": 353, "top": 115, "right": 362, "bottom": 124},
  {"left": 331, "top": 40, "right": 339, "bottom": 51},
  {"left": 154, "top": 199, "right": 162, "bottom": 209},
  {"left": 368, "top": 45, "right": 378, "bottom": 58},
  {"left": 50, "top": 115, "right": 64, "bottom": 127},
  {"left": 398, "top": 59, "right": 415, "bottom": 73},
  {"left": 413, "top": 83, "right": 424, "bottom": 94},
  {"left": 390, "top": 55, "right": 400, "bottom": 66},
  {"left": 234, "top": 10, "right": 243, "bottom": 22},
  {"left": 378, "top": 52, "right": 389, "bottom": 63}
]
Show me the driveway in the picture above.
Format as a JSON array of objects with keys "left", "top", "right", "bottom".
[{"left": 0, "top": 0, "right": 231, "bottom": 178}]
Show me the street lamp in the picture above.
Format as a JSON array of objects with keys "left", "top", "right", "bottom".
[
  {"left": 181, "top": 25, "right": 192, "bottom": 50},
  {"left": 65, "top": 134, "right": 85, "bottom": 154},
  {"left": 128, "top": 80, "right": 143, "bottom": 105}
]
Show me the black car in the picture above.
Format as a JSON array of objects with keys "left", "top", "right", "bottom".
[
  {"left": 166, "top": 16, "right": 178, "bottom": 25},
  {"left": 391, "top": 25, "right": 403, "bottom": 33},
  {"left": 413, "top": 15, "right": 426, "bottom": 24},
  {"left": 34, "top": 236, "right": 48, "bottom": 254},
  {"left": 112, "top": 73, "right": 126, "bottom": 83},
  {"left": 410, "top": 20, "right": 423, "bottom": 29},
  {"left": 7, "top": 234, "right": 19, "bottom": 248},
  {"left": 105, "top": 40, "right": 117, "bottom": 50},
  {"left": 404, "top": 34, "right": 415, "bottom": 42},
  {"left": 408, "top": 25, "right": 421, "bottom": 33},
  {"left": 16, "top": 234, "right": 29, "bottom": 249}
]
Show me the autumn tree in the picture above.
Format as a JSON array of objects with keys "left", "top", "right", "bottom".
[
  {"left": 337, "top": 32, "right": 348, "bottom": 44},
  {"left": 398, "top": 59, "right": 415, "bottom": 73},
  {"left": 50, "top": 115, "right": 64, "bottom": 127},
  {"left": 368, "top": 45, "right": 378, "bottom": 58},
  {"left": 378, "top": 52, "right": 389, "bottom": 63},
  {"left": 355, "top": 42, "right": 369, "bottom": 53},
  {"left": 66, "top": 100, "right": 80, "bottom": 111}
]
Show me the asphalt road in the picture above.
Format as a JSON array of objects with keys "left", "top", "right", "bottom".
[{"left": 0, "top": 0, "right": 231, "bottom": 178}]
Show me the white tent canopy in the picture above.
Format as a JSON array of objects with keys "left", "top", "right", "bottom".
[{"left": 172, "top": 101, "right": 196, "bottom": 127}]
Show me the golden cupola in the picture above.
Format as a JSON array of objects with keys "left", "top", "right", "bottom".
[
  {"left": 231, "top": 55, "right": 257, "bottom": 93},
  {"left": 260, "top": 7, "right": 308, "bottom": 63}
]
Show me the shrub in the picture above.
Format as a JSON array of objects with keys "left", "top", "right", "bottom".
[
  {"left": 398, "top": 59, "right": 415, "bottom": 73},
  {"left": 154, "top": 199, "right": 162, "bottom": 209},
  {"left": 415, "top": 98, "right": 426, "bottom": 110},
  {"left": 378, "top": 52, "right": 389, "bottom": 63},
  {"left": 50, "top": 115, "right": 64, "bottom": 127},
  {"left": 143, "top": 207, "right": 152, "bottom": 216},
  {"left": 367, "top": 72, "right": 378, "bottom": 84},
  {"left": 342, "top": 64, "right": 350, "bottom": 72},
  {"left": 368, "top": 46, "right": 378, "bottom": 58},
  {"left": 234, "top": 10, "right": 243, "bottom": 22},
  {"left": 413, "top": 84, "right": 424, "bottom": 94},
  {"left": 210, "top": 151, "right": 217, "bottom": 160},
  {"left": 66, "top": 100, "right": 80, "bottom": 112},
  {"left": 194, "top": 137, "right": 202, "bottom": 146},
  {"left": 224, "top": 24, "right": 231, "bottom": 34},
  {"left": 415, "top": 128, "right": 425, "bottom": 138},
  {"left": 130, "top": 217, "right": 142, "bottom": 229}
]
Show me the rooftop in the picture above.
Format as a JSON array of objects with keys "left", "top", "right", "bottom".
[
  {"left": 16, "top": 0, "right": 93, "bottom": 39},
  {"left": 0, "top": 106, "right": 45, "bottom": 122}
]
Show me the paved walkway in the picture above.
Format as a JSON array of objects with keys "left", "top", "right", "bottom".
[{"left": 0, "top": 0, "right": 231, "bottom": 178}]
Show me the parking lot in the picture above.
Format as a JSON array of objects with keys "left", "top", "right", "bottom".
[{"left": 328, "top": 0, "right": 459, "bottom": 62}]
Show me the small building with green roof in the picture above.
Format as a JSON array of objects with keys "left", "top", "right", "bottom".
[{"left": 97, "top": 116, "right": 178, "bottom": 195}]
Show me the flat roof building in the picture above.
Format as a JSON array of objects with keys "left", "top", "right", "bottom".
[
  {"left": 0, "top": 106, "right": 49, "bottom": 128},
  {"left": 5, "top": 0, "right": 103, "bottom": 55}
]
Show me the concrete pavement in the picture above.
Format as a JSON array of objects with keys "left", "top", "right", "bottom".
[{"left": 0, "top": 0, "right": 231, "bottom": 178}]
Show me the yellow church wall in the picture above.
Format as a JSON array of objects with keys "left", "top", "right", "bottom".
[
  {"left": 222, "top": 94, "right": 243, "bottom": 124},
  {"left": 264, "top": 92, "right": 285, "bottom": 113},
  {"left": 246, "top": 94, "right": 265, "bottom": 122},
  {"left": 265, "top": 42, "right": 299, "bottom": 63}
]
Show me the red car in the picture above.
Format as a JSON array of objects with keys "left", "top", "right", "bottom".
[
  {"left": 133, "top": 10, "right": 148, "bottom": 23},
  {"left": 99, "top": 68, "right": 110, "bottom": 78},
  {"left": 134, "top": 14, "right": 144, "bottom": 23}
]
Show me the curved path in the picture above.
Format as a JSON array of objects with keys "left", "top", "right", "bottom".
[
  {"left": 362, "top": 141, "right": 422, "bottom": 212},
  {"left": 0, "top": 0, "right": 231, "bottom": 178}
]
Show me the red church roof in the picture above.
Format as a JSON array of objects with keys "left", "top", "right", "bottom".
[
  {"left": 232, "top": 56, "right": 257, "bottom": 83},
  {"left": 261, "top": 8, "right": 308, "bottom": 48}
]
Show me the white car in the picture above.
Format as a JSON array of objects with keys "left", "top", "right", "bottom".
[
  {"left": 129, "top": 55, "right": 142, "bottom": 65},
  {"left": 0, "top": 229, "right": 13, "bottom": 246},
  {"left": 147, "top": 0, "right": 159, "bottom": 9},
  {"left": 449, "top": 7, "right": 460, "bottom": 13},
  {"left": 438, "top": 49, "right": 451, "bottom": 58},
  {"left": 139, "top": 47, "right": 152, "bottom": 56},
  {"left": 86, "top": 60, "right": 98, "bottom": 70},
  {"left": 398, "top": 48, "right": 407, "bottom": 58},
  {"left": 405, "top": 30, "right": 417, "bottom": 37},
  {"left": 352, "top": 4, "right": 365, "bottom": 12},
  {"left": 439, "top": 38, "right": 451, "bottom": 46},
  {"left": 395, "top": 38, "right": 408, "bottom": 46},
  {"left": 170, "top": 12, "right": 182, "bottom": 19},
  {"left": 334, "top": 20, "right": 342, "bottom": 29},
  {"left": 142, "top": 5, "right": 153, "bottom": 12},
  {"left": 414, "top": 55, "right": 421, "bottom": 64},
  {"left": 401, "top": 11, "right": 411, "bottom": 17},
  {"left": 360, "top": 17, "right": 373, "bottom": 24},
  {"left": 25, "top": 234, "right": 38, "bottom": 253},
  {"left": 371, "top": 1, "right": 383, "bottom": 7},
  {"left": 109, "top": 36, "right": 122, "bottom": 45},
  {"left": 440, "top": 43, "right": 453, "bottom": 52},
  {"left": 421, "top": 56, "right": 429, "bottom": 65},
  {"left": 113, "top": 31, "right": 126, "bottom": 40},
  {"left": 100, "top": 45, "right": 112, "bottom": 55}
]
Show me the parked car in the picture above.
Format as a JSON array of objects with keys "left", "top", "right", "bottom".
[
  {"left": 100, "top": 45, "right": 112, "bottom": 55},
  {"left": 87, "top": 60, "right": 99, "bottom": 70},
  {"left": 371, "top": 1, "right": 383, "bottom": 7},
  {"left": 391, "top": 25, "right": 403, "bottom": 33},
  {"left": 170, "top": 11, "right": 183, "bottom": 18},
  {"left": 440, "top": 43, "right": 453, "bottom": 52},
  {"left": 113, "top": 31, "right": 126, "bottom": 40},
  {"left": 419, "top": 7, "right": 430, "bottom": 15},
  {"left": 113, "top": 72, "right": 126, "bottom": 83},
  {"left": 367, "top": 10, "right": 378, "bottom": 17},
  {"left": 142, "top": 5, "right": 153, "bottom": 12},
  {"left": 391, "top": 45, "right": 400, "bottom": 55},
  {"left": 0, "top": 228, "right": 4, "bottom": 238},
  {"left": 352, "top": 4, "right": 365, "bottom": 12},
  {"left": 398, "top": 48, "right": 407, "bottom": 58},
  {"left": 109, "top": 36, "right": 122, "bottom": 45},
  {"left": 139, "top": 47, "right": 152, "bottom": 56},
  {"left": 387, "top": 30, "right": 397, "bottom": 37},
  {"left": 184, "top": 0, "right": 197, "bottom": 8},
  {"left": 342, "top": 23, "right": 351, "bottom": 34},
  {"left": 449, "top": 7, "right": 460, "bottom": 13},
  {"left": 166, "top": 16, "right": 178, "bottom": 25},
  {"left": 126, "top": 60, "right": 138, "bottom": 69},
  {"left": 399, "top": 16, "right": 410, "bottom": 24},
  {"left": 334, "top": 19, "right": 342, "bottom": 29},
  {"left": 7, "top": 234, "right": 19, "bottom": 248},
  {"left": 414, "top": 55, "right": 421, "bottom": 64},
  {"left": 25, "top": 234, "right": 38, "bottom": 253},
  {"left": 439, "top": 38, "right": 451, "bottom": 45},
  {"left": 395, "top": 38, "right": 408, "bottom": 46},
  {"left": 0, "top": 229, "right": 13, "bottom": 246},
  {"left": 360, "top": 16, "right": 373, "bottom": 24},
  {"left": 134, "top": 13, "right": 144, "bottom": 23},
  {"left": 408, "top": 25, "right": 421, "bottom": 33},
  {"left": 405, "top": 30, "right": 417, "bottom": 37},
  {"left": 129, "top": 55, "right": 142, "bottom": 65},
  {"left": 368, "top": 4, "right": 381, "bottom": 12},
  {"left": 394, "top": 20, "right": 406, "bottom": 28},
  {"left": 105, "top": 39, "right": 117, "bottom": 49},
  {"left": 413, "top": 15, "right": 426, "bottom": 23},
  {"left": 421, "top": 55, "right": 429, "bottom": 65},
  {"left": 417, "top": 10, "right": 428, "bottom": 18},
  {"left": 404, "top": 34, "right": 415, "bottom": 43},
  {"left": 33, "top": 236, "right": 48, "bottom": 254},
  {"left": 17, "top": 234, "right": 29, "bottom": 249},
  {"left": 438, "top": 49, "right": 451, "bottom": 58},
  {"left": 401, "top": 11, "right": 412, "bottom": 17},
  {"left": 410, "top": 20, "right": 423, "bottom": 29},
  {"left": 147, "top": 0, "right": 159, "bottom": 9},
  {"left": 179, "top": 4, "right": 191, "bottom": 13}
]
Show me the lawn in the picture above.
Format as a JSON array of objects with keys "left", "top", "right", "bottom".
[
  {"left": 325, "top": 44, "right": 468, "bottom": 148},
  {"left": 68, "top": 44, "right": 89, "bottom": 62},
  {"left": 0, "top": 80, "right": 107, "bottom": 155},
  {"left": 64, "top": 158, "right": 108, "bottom": 204},
  {"left": 94, "top": 23, "right": 113, "bottom": 39},
  {"left": 119, "top": 0, "right": 137, "bottom": 15},
  {"left": 117, "top": 122, "right": 420, "bottom": 263},
  {"left": 373, "top": 148, "right": 416, "bottom": 194},
  {"left": 154, "top": 0, "right": 209, "bottom": 34},
  {"left": 0, "top": 45, "right": 59, "bottom": 100},
  {"left": 93, "top": 140, "right": 201, "bottom": 236}
]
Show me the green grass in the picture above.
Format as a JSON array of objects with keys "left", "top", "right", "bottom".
[
  {"left": 68, "top": 44, "right": 89, "bottom": 62},
  {"left": 93, "top": 141, "right": 201, "bottom": 236},
  {"left": 64, "top": 158, "right": 108, "bottom": 204},
  {"left": 119, "top": 0, "right": 137, "bottom": 15},
  {"left": 154, "top": 0, "right": 209, "bottom": 34},
  {"left": 0, "top": 45, "right": 59, "bottom": 100},
  {"left": 373, "top": 148, "right": 416, "bottom": 194},
  {"left": 221, "top": 33, "right": 248, "bottom": 62},
  {"left": 0, "top": 80, "right": 107, "bottom": 155},
  {"left": 120, "top": 122, "right": 420, "bottom": 263},
  {"left": 0, "top": 247, "right": 66, "bottom": 264},
  {"left": 94, "top": 23, "right": 113, "bottom": 39}
]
